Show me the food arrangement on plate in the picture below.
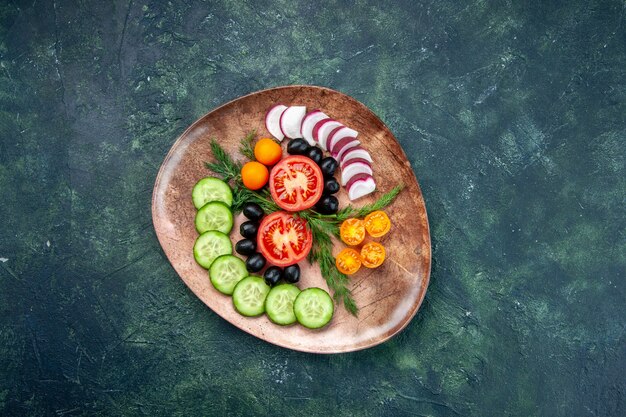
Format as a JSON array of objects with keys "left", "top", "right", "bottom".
[{"left": 191, "top": 104, "right": 404, "bottom": 329}]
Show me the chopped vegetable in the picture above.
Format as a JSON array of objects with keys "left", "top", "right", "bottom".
[
  {"left": 364, "top": 210, "right": 391, "bottom": 238},
  {"left": 294, "top": 288, "right": 334, "bottom": 329},
  {"left": 340, "top": 218, "right": 366, "bottom": 246},
  {"left": 335, "top": 248, "right": 362, "bottom": 275},
  {"left": 360, "top": 242, "right": 386, "bottom": 268}
]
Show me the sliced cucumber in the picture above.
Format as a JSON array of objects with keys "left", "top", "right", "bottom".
[
  {"left": 193, "top": 231, "right": 232, "bottom": 269},
  {"left": 192, "top": 177, "right": 233, "bottom": 209},
  {"left": 265, "top": 284, "right": 301, "bottom": 325},
  {"left": 209, "top": 255, "right": 248, "bottom": 295},
  {"left": 195, "top": 201, "right": 233, "bottom": 234},
  {"left": 294, "top": 288, "right": 334, "bottom": 329},
  {"left": 232, "top": 276, "right": 271, "bottom": 317}
]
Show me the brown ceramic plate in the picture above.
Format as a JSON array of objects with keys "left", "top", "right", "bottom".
[{"left": 152, "top": 85, "right": 431, "bottom": 353}]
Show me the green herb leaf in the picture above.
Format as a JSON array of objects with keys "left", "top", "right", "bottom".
[
  {"left": 205, "top": 139, "right": 242, "bottom": 182},
  {"left": 336, "top": 185, "right": 404, "bottom": 220},
  {"left": 239, "top": 130, "right": 256, "bottom": 160}
]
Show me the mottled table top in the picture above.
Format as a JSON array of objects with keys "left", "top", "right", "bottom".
[{"left": 0, "top": 1, "right": 624, "bottom": 416}]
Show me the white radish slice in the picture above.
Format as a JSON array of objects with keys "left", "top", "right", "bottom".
[
  {"left": 311, "top": 117, "right": 331, "bottom": 144},
  {"left": 340, "top": 146, "right": 373, "bottom": 165},
  {"left": 341, "top": 157, "right": 372, "bottom": 169},
  {"left": 328, "top": 126, "right": 358, "bottom": 154},
  {"left": 316, "top": 120, "right": 343, "bottom": 151},
  {"left": 333, "top": 137, "right": 361, "bottom": 160},
  {"left": 279, "top": 106, "right": 307, "bottom": 139},
  {"left": 301, "top": 110, "right": 328, "bottom": 145},
  {"left": 265, "top": 104, "right": 287, "bottom": 141},
  {"left": 347, "top": 174, "right": 377, "bottom": 201},
  {"left": 341, "top": 161, "right": 374, "bottom": 186}
]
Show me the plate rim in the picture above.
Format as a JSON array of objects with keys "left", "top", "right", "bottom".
[{"left": 152, "top": 84, "right": 432, "bottom": 353}]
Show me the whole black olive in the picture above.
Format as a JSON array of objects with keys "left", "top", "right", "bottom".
[
  {"left": 315, "top": 195, "right": 339, "bottom": 214},
  {"left": 246, "top": 253, "right": 266, "bottom": 272},
  {"left": 240, "top": 221, "right": 258, "bottom": 239},
  {"left": 305, "top": 147, "right": 323, "bottom": 165},
  {"left": 319, "top": 157, "right": 338, "bottom": 178},
  {"left": 323, "top": 178, "right": 340, "bottom": 195},
  {"left": 235, "top": 239, "right": 256, "bottom": 256},
  {"left": 263, "top": 266, "right": 283, "bottom": 286},
  {"left": 283, "top": 264, "right": 300, "bottom": 283},
  {"left": 287, "top": 138, "right": 310, "bottom": 155},
  {"left": 242, "top": 203, "right": 264, "bottom": 221}
]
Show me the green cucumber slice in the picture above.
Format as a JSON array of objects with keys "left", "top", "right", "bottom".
[
  {"left": 265, "top": 284, "right": 301, "bottom": 325},
  {"left": 192, "top": 177, "right": 233, "bottom": 209},
  {"left": 193, "top": 231, "right": 232, "bottom": 269},
  {"left": 195, "top": 201, "right": 233, "bottom": 234},
  {"left": 209, "top": 255, "right": 248, "bottom": 295},
  {"left": 232, "top": 276, "right": 271, "bottom": 317},
  {"left": 294, "top": 288, "right": 334, "bottom": 329}
]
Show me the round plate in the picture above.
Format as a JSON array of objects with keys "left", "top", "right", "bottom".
[{"left": 152, "top": 85, "right": 431, "bottom": 353}]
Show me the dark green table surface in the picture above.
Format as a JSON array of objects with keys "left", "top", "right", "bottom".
[{"left": 1, "top": 1, "right": 624, "bottom": 416}]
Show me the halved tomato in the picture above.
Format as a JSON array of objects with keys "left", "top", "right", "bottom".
[
  {"left": 257, "top": 211, "right": 313, "bottom": 267},
  {"left": 269, "top": 155, "right": 324, "bottom": 211}
]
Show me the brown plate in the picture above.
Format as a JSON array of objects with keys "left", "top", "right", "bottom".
[{"left": 152, "top": 85, "right": 431, "bottom": 353}]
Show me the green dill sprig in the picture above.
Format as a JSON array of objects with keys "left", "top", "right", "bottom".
[
  {"left": 205, "top": 139, "right": 242, "bottom": 182},
  {"left": 307, "top": 221, "right": 358, "bottom": 316},
  {"left": 335, "top": 185, "right": 404, "bottom": 221},
  {"left": 239, "top": 130, "right": 256, "bottom": 160},
  {"left": 232, "top": 186, "right": 279, "bottom": 214}
]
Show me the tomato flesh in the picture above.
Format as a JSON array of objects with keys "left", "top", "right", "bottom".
[
  {"left": 269, "top": 156, "right": 324, "bottom": 211},
  {"left": 257, "top": 211, "right": 313, "bottom": 267},
  {"left": 361, "top": 242, "right": 386, "bottom": 268}
]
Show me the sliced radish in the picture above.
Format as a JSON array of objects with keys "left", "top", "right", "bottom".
[
  {"left": 340, "top": 157, "right": 372, "bottom": 169},
  {"left": 347, "top": 174, "right": 376, "bottom": 201},
  {"left": 340, "top": 146, "right": 373, "bottom": 165},
  {"left": 317, "top": 120, "right": 343, "bottom": 151},
  {"left": 279, "top": 106, "right": 307, "bottom": 139},
  {"left": 265, "top": 104, "right": 287, "bottom": 141},
  {"left": 341, "top": 161, "right": 373, "bottom": 186},
  {"left": 328, "top": 126, "right": 359, "bottom": 154},
  {"left": 324, "top": 126, "right": 342, "bottom": 151},
  {"left": 312, "top": 117, "right": 332, "bottom": 144},
  {"left": 301, "top": 110, "right": 328, "bottom": 145},
  {"left": 333, "top": 137, "right": 361, "bottom": 160}
]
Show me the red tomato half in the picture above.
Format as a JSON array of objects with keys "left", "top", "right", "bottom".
[
  {"left": 269, "top": 155, "right": 324, "bottom": 211},
  {"left": 257, "top": 211, "right": 313, "bottom": 267}
]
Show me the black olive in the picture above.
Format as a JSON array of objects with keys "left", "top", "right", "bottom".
[
  {"left": 283, "top": 264, "right": 300, "bottom": 283},
  {"left": 287, "top": 138, "right": 310, "bottom": 155},
  {"left": 319, "top": 157, "right": 338, "bottom": 178},
  {"left": 246, "top": 253, "right": 266, "bottom": 272},
  {"left": 323, "top": 178, "right": 340, "bottom": 195},
  {"left": 305, "top": 147, "right": 323, "bottom": 165},
  {"left": 242, "top": 203, "right": 264, "bottom": 221},
  {"left": 263, "top": 266, "right": 283, "bottom": 286},
  {"left": 235, "top": 239, "right": 256, "bottom": 256},
  {"left": 240, "top": 221, "right": 258, "bottom": 239},
  {"left": 315, "top": 195, "right": 339, "bottom": 214}
]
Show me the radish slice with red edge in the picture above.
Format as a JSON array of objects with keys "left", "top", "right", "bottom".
[
  {"left": 312, "top": 117, "right": 332, "bottom": 144},
  {"left": 265, "top": 104, "right": 287, "bottom": 141},
  {"left": 346, "top": 174, "right": 376, "bottom": 201},
  {"left": 279, "top": 106, "right": 307, "bottom": 139},
  {"left": 341, "top": 161, "right": 373, "bottom": 186},
  {"left": 301, "top": 110, "right": 328, "bottom": 145},
  {"left": 328, "top": 126, "right": 359, "bottom": 154},
  {"left": 316, "top": 120, "right": 343, "bottom": 151},
  {"left": 340, "top": 146, "right": 373, "bottom": 165},
  {"left": 340, "top": 157, "right": 372, "bottom": 168},
  {"left": 333, "top": 137, "right": 361, "bottom": 160}
]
